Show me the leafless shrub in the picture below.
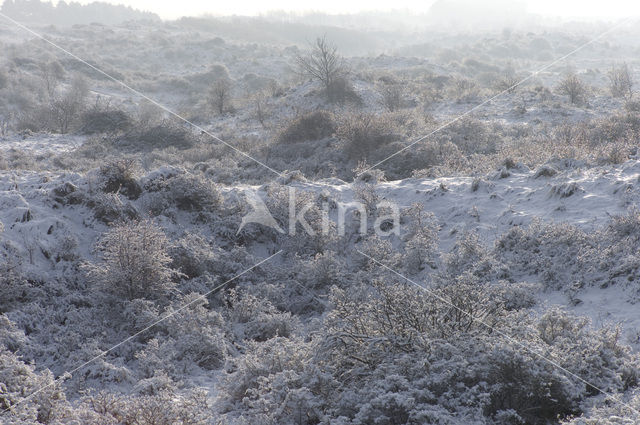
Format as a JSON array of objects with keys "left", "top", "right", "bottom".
[
  {"left": 557, "top": 72, "right": 588, "bottom": 105},
  {"left": 494, "top": 72, "right": 520, "bottom": 94},
  {"left": 447, "top": 76, "right": 479, "bottom": 102},
  {"left": 250, "top": 89, "right": 270, "bottom": 128},
  {"left": 39, "top": 60, "right": 65, "bottom": 98},
  {"left": 379, "top": 83, "right": 405, "bottom": 111},
  {"left": 336, "top": 113, "right": 396, "bottom": 159},
  {"left": 50, "top": 74, "right": 89, "bottom": 133},
  {"left": 80, "top": 389, "right": 210, "bottom": 425},
  {"left": 608, "top": 63, "right": 633, "bottom": 99}
]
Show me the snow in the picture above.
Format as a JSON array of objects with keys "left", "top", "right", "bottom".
[
  {"left": 4, "top": 157, "right": 640, "bottom": 349},
  {"left": 0, "top": 133, "right": 84, "bottom": 154}
]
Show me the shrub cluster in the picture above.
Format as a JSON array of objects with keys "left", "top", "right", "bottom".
[{"left": 276, "top": 110, "right": 335, "bottom": 144}]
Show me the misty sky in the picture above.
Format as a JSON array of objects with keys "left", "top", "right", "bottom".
[{"left": 53, "top": 0, "right": 640, "bottom": 20}]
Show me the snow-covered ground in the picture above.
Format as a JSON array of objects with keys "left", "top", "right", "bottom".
[
  {"left": 0, "top": 133, "right": 84, "bottom": 154},
  {"left": 3, "top": 157, "right": 640, "bottom": 348}
]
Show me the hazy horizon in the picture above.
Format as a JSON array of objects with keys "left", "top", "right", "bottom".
[{"left": 27, "top": 0, "right": 640, "bottom": 21}]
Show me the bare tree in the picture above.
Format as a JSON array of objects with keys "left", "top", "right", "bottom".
[
  {"left": 557, "top": 72, "right": 588, "bottom": 105},
  {"left": 40, "top": 60, "right": 65, "bottom": 99},
  {"left": 209, "top": 78, "right": 232, "bottom": 115},
  {"left": 609, "top": 63, "right": 633, "bottom": 99},
  {"left": 295, "top": 35, "right": 346, "bottom": 101},
  {"left": 50, "top": 75, "right": 88, "bottom": 133},
  {"left": 251, "top": 89, "right": 270, "bottom": 128}
]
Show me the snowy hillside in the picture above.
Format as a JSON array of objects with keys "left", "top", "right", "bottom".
[{"left": 2, "top": 3, "right": 640, "bottom": 424}]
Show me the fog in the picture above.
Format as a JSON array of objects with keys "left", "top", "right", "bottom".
[{"left": 33, "top": 0, "right": 640, "bottom": 20}]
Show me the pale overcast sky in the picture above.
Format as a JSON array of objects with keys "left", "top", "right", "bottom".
[{"left": 55, "top": 0, "right": 640, "bottom": 20}]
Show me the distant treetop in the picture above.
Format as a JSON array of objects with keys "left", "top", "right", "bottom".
[{"left": 1, "top": 0, "right": 160, "bottom": 26}]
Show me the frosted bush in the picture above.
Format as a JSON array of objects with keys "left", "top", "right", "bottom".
[
  {"left": 96, "top": 158, "right": 141, "bottom": 200},
  {"left": 0, "top": 347, "right": 70, "bottom": 424},
  {"left": 225, "top": 290, "right": 299, "bottom": 341},
  {"left": 83, "top": 220, "right": 180, "bottom": 300},
  {"left": 401, "top": 203, "right": 440, "bottom": 274},
  {"left": 143, "top": 171, "right": 222, "bottom": 214}
]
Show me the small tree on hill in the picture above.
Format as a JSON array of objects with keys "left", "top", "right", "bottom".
[
  {"left": 209, "top": 78, "right": 232, "bottom": 115},
  {"left": 295, "top": 35, "right": 346, "bottom": 102},
  {"left": 50, "top": 74, "right": 88, "bottom": 133}
]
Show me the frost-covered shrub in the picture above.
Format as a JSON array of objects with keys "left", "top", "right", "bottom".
[
  {"left": 215, "top": 263, "right": 640, "bottom": 424},
  {"left": 0, "top": 246, "right": 30, "bottom": 313},
  {"left": 80, "top": 108, "right": 132, "bottom": 134},
  {"left": 384, "top": 140, "right": 466, "bottom": 179},
  {"left": 326, "top": 277, "right": 504, "bottom": 368},
  {"left": 378, "top": 82, "right": 405, "bottom": 111},
  {"left": 0, "top": 347, "right": 70, "bottom": 424},
  {"left": 561, "top": 391, "right": 640, "bottom": 424},
  {"left": 261, "top": 184, "right": 337, "bottom": 256},
  {"left": 135, "top": 294, "right": 227, "bottom": 373},
  {"left": 587, "top": 113, "right": 640, "bottom": 147},
  {"left": 608, "top": 63, "right": 633, "bottom": 100},
  {"left": 440, "top": 117, "right": 499, "bottom": 155},
  {"left": 144, "top": 171, "right": 222, "bottom": 214},
  {"left": 327, "top": 76, "right": 361, "bottom": 105},
  {"left": 337, "top": 112, "right": 397, "bottom": 160},
  {"left": 401, "top": 203, "right": 439, "bottom": 274},
  {"left": 357, "top": 235, "right": 401, "bottom": 270},
  {"left": 276, "top": 110, "right": 335, "bottom": 144},
  {"left": 298, "top": 251, "right": 348, "bottom": 290},
  {"left": 557, "top": 72, "right": 589, "bottom": 105},
  {"left": 78, "top": 388, "right": 211, "bottom": 425},
  {"left": 124, "top": 122, "right": 196, "bottom": 150},
  {"left": 97, "top": 158, "right": 141, "bottom": 199},
  {"left": 446, "top": 76, "right": 480, "bottom": 102},
  {"left": 625, "top": 99, "right": 640, "bottom": 113},
  {"left": 225, "top": 290, "right": 299, "bottom": 341},
  {"left": 496, "top": 220, "right": 593, "bottom": 290},
  {"left": 533, "top": 164, "right": 558, "bottom": 178},
  {"left": 219, "top": 336, "right": 315, "bottom": 406},
  {"left": 15, "top": 104, "right": 52, "bottom": 133},
  {"left": 443, "top": 231, "right": 506, "bottom": 282},
  {"left": 86, "top": 192, "right": 139, "bottom": 224},
  {"left": 169, "top": 233, "right": 218, "bottom": 279},
  {"left": 55, "top": 234, "right": 78, "bottom": 262},
  {"left": 83, "top": 220, "right": 180, "bottom": 300}
]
